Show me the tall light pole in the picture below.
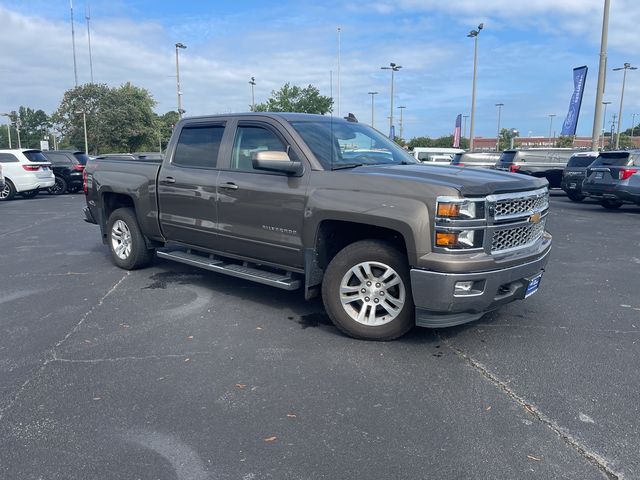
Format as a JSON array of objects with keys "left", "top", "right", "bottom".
[
  {"left": 337, "top": 26, "right": 341, "bottom": 117},
  {"left": 548, "top": 114, "right": 556, "bottom": 147},
  {"left": 495, "top": 103, "right": 504, "bottom": 151},
  {"left": 467, "top": 23, "right": 484, "bottom": 152},
  {"left": 590, "top": 0, "right": 610, "bottom": 151},
  {"left": 631, "top": 113, "right": 638, "bottom": 140},
  {"left": 613, "top": 62, "right": 637, "bottom": 149},
  {"left": 381, "top": 62, "right": 402, "bottom": 138},
  {"left": 75, "top": 110, "right": 88, "bottom": 153},
  {"left": 463, "top": 115, "right": 469, "bottom": 141},
  {"left": 175, "top": 42, "right": 187, "bottom": 118},
  {"left": 86, "top": 3, "right": 94, "bottom": 83},
  {"left": 0, "top": 113, "right": 11, "bottom": 148},
  {"left": 601, "top": 101, "right": 611, "bottom": 149},
  {"left": 249, "top": 76, "right": 256, "bottom": 111},
  {"left": 398, "top": 106, "right": 406, "bottom": 139},
  {"left": 70, "top": 0, "right": 78, "bottom": 87},
  {"left": 367, "top": 91, "right": 378, "bottom": 128},
  {"left": 15, "top": 119, "right": 22, "bottom": 149}
]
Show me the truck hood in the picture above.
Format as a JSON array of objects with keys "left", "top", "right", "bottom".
[{"left": 350, "top": 164, "right": 548, "bottom": 196}]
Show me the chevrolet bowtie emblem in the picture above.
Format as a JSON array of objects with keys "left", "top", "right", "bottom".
[{"left": 528, "top": 212, "right": 542, "bottom": 224}]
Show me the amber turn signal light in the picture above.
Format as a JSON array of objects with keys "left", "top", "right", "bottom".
[
  {"left": 436, "top": 232, "right": 458, "bottom": 247},
  {"left": 437, "top": 203, "right": 461, "bottom": 218}
]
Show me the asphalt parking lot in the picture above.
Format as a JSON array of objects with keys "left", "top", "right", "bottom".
[{"left": 0, "top": 192, "right": 639, "bottom": 479}]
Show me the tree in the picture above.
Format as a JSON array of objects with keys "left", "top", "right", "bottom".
[
  {"left": 393, "top": 136, "right": 407, "bottom": 147},
  {"left": 156, "top": 111, "right": 180, "bottom": 152},
  {"left": 498, "top": 128, "right": 519, "bottom": 151},
  {"left": 407, "top": 135, "right": 468, "bottom": 150},
  {"left": 555, "top": 136, "right": 574, "bottom": 148},
  {"left": 254, "top": 83, "right": 333, "bottom": 114}
]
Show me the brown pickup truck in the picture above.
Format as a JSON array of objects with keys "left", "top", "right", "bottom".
[{"left": 83, "top": 113, "right": 551, "bottom": 340}]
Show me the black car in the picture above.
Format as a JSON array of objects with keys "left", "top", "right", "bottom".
[
  {"left": 560, "top": 152, "right": 599, "bottom": 202},
  {"left": 42, "top": 150, "right": 89, "bottom": 194},
  {"left": 582, "top": 150, "right": 640, "bottom": 209}
]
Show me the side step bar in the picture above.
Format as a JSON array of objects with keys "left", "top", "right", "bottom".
[{"left": 156, "top": 249, "right": 301, "bottom": 291}]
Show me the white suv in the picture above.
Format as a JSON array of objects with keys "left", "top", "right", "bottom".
[{"left": 0, "top": 149, "right": 55, "bottom": 201}]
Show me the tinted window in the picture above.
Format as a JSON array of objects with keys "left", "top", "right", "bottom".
[
  {"left": 591, "top": 153, "right": 632, "bottom": 167},
  {"left": 0, "top": 153, "right": 19, "bottom": 163},
  {"left": 23, "top": 150, "right": 49, "bottom": 162},
  {"left": 231, "top": 126, "right": 286, "bottom": 171},
  {"left": 173, "top": 125, "right": 224, "bottom": 168},
  {"left": 498, "top": 151, "right": 517, "bottom": 164},
  {"left": 73, "top": 152, "right": 90, "bottom": 165},
  {"left": 567, "top": 155, "right": 597, "bottom": 168},
  {"left": 451, "top": 153, "right": 463, "bottom": 165},
  {"left": 45, "top": 152, "right": 73, "bottom": 165}
]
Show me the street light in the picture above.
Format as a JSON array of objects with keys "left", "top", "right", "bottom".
[
  {"left": 613, "top": 62, "right": 637, "bottom": 149},
  {"left": 631, "top": 113, "right": 638, "bottom": 140},
  {"left": 548, "top": 114, "right": 556, "bottom": 147},
  {"left": 463, "top": 115, "right": 469, "bottom": 140},
  {"left": 75, "top": 110, "right": 88, "bottom": 154},
  {"left": 398, "top": 106, "right": 406, "bottom": 139},
  {"left": 495, "top": 103, "right": 504, "bottom": 151},
  {"left": 601, "top": 101, "right": 611, "bottom": 149},
  {"left": 367, "top": 91, "right": 378, "bottom": 128},
  {"left": 175, "top": 42, "right": 187, "bottom": 118},
  {"left": 0, "top": 113, "right": 11, "bottom": 148},
  {"left": 249, "top": 76, "right": 256, "bottom": 111},
  {"left": 467, "top": 23, "right": 484, "bottom": 151},
  {"left": 509, "top": 128, "right": 519, "bottom": 150},
  {"left": 381, "top": 62, "right": 402, "bottom": 138}
]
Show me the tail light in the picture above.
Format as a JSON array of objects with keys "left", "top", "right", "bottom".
[
  {"left": 457, "top": 163, "right": 465, "bottom": 167},
  {"left": 22, "top": 165, "right": 40, "bottom": 172},
  {"left": 509, "top": 164, "right": 520, "bottom": 173},
  {"left": 83, "top": 169, "right": 88, "bottom": 194},
  {"left": 620, "top": 168, "right": 638, "bottom": 180},
  {"left": 73, "top": 164, "right": 85, "bottom": 171}
]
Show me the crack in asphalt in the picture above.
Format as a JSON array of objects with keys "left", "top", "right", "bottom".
[
  {"left": 0, "top": 212, "right": 71, "bottom": 238},
  {"left": 0, "top": 272, "right": 129, "bottom": 424},
  {"left": 473, "top": 323, "right": 640, "bottom": 335},
  {"left": 52, "top": 352, "right": 214, "bottom": 363},
  {"left": 441, "top": 335, "right": 623, "bottom": 480}
]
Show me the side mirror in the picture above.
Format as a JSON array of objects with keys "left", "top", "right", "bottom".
[{"left": 252, "top": 151, "right": 303, "bottom": 176}]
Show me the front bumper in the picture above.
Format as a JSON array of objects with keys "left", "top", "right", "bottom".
[{"left": 411, "top": 245, "right": 551, "bottom": 328}]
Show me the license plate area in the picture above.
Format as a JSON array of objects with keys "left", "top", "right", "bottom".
[
  {"left": 525, "top": 273, "right": 543, "bottom": 298},
  {"left": 594, "top": 172, "right": 604, "bottom": 179}
]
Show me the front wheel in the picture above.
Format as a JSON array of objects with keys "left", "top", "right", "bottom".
[
  {"left": 322, "top": 240, "right": 414, "bottom": 340},
  {"left": 0, "top": 180, "right": 16, "bottom": 201},
  {"left": 601, "top": 199, "right": 623, "bottom": 210},
  {"left": 107, "top": 208, "right": 155, "bottom": 270},
  {"left": 19, "top": 189, "right": 39, "bottom": 199}
]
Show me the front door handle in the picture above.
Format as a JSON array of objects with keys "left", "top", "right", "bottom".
[
  {"left": 220, "top": 182, "right": 239, "bottom": 190},
  {"left": 160, "top": 176, "right": 176, "bottom": 185}
]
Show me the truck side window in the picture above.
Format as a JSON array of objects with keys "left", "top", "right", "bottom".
[
  {"left": 0, "top": 153, "right": 19, "bottom": 163},
  {"left": 173, "top": 125, "right": 225, "bottom": 168},
  {"left": 231, "top": 126, "right": 286, "bottom": 171}
]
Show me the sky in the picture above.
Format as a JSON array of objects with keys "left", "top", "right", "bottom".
[{"left": 0, "top": 0, "right": 639, "bottom": 140}]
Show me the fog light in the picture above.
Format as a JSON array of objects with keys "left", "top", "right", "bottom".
[{"left": 454, "top": 281, "right": 474, "bottom": 294}]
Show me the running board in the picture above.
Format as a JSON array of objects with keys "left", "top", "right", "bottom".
[{"left": 156, "top": 249, "right": 301, "bottom": 290}]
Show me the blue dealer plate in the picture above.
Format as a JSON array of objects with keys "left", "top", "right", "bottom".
[{"left": 525, "top": 273, "right": 543, "bottom": 298}]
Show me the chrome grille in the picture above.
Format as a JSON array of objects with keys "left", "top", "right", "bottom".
[
  {"left": 491, "top": 219, "right": 546, "bottom": 252},
  {"left": 494, "top": 195, "right": 548, "bottom": 218}
]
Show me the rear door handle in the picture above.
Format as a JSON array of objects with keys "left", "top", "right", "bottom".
[
  {"left": 160, "top": 176, "right": 176, "bottom": 185},
  {"left": 220, "top": 182, "right": 239, "bottom": 190}
]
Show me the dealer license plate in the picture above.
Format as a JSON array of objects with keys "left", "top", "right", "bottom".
[
  {"left": 525, "top": 273, "right": 543, "bottom": 298},
  {"left": 594, "top": 172, "right": 604, "bottom": 179}
]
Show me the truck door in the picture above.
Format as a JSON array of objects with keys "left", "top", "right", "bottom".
[
  {"left": 216, "top": 120, "right": 309, "bottom": 269},
  {"left": 157, "top": 121, "right": 228, "bottom": 248}
]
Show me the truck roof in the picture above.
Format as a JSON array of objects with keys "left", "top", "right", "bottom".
[{"left": 181, "top": 112, "right": 343, "bottom": 123}]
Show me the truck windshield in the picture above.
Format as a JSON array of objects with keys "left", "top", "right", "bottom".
[{"left": 290, "top": 120, "right": 417, "bottom": 170}]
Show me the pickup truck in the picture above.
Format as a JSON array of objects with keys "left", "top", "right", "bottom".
[{"left": 83, "top": 113, "right": 552, "bottom": 340}]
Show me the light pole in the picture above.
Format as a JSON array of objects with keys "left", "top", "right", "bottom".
[
  {"left": 175, "top": 42, "right": 187, "bottom": 118},
  {"left": 337, "top": 26, "right": 341, "bottom": 117},
  {"left": 0, "top": 113, "right": 11, "bottom": 148},
  {"left": 381, "top": 62, "right": 402, "bottom": 138},
  {"left": 75, "top": 110, "right": 88, "bottom": 153},
  {"left": 495, "top": 103, "right": 504, "bottom": 151},
  {"left": 463, "top": 115, "right": 469, "bottom": 141},
  {"left": 467, "top": 23, "right": 484, "bottom": 152},
  {"left": 367, "top": 91, "right": 378, "bottom": 128},
  {"left": 601, "top": 101, "right": 611, "bottom": 149},
  {"left": 15, "top": 119, "right": 22, "bottom": 149},
  {"left": 631, "top": 113, "right": 638, "bottom": 140},
  {"left": 249, "top": 76, "right": 256, "bottom": 111},
  {"left": 591, "top": 0, "right": 610, "bottom": 151},
  {"left": 548, "top": 114, "right": 556, "bottom": 147},
  {"left": 613, "top": 62, "right": 637, "bottom": 149},
  {"left": 398, "top": 106, "right": 406, "bottom": 139},
  {"left": 509, "top": 129, "right": 519, "bottom": 150}
]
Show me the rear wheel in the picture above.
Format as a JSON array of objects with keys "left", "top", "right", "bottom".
[
  {"left": 601, "top": 199, "right": 623, "bottom": 210},
  {"left": 0, "top": 180, "right": 16, "bottom": 201},
  {"left": 19, "top": 189, "right": 39, "bottom": 199},
  {"left": 107, "top": 208, "right": 155, "bottom": 270},
  {"left": 48, "top": 176, "right": 67, "bottom": 195},
  {"left": 322, "top": 240, "right": 414, "bottom": 341},
  {"left": 566, "top": 191, "right": 585, "bottom": 202}
]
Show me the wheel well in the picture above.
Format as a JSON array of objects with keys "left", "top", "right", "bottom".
[
  {"left": 315, "top": 220, "right": 408, "bottom": 269},
  {"left": 102, "top": 192, "right": 134, "bottom": 222}
]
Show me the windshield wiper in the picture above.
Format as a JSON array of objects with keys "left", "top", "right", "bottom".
[{"left": 331, "top": 163, "right": 364, "bottom": 170}]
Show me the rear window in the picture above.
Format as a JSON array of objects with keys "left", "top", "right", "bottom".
[
  {"left": 23, "top": 150, "right": 49, "bottom": 162},
  {"left": 591, "top": 153, "right": 632, "bottom": 167},
  {"left": 498, "top": 151, "right": 517, "bottom": 164},
  {"left": 73, "top": 152, "right": 90, "bottom": 165},
  {"left": 45, "top": 152, "right": 73, "bottom": 164},
  {"left": 567, "top": 155, "right": 597, "bottom": 168}
]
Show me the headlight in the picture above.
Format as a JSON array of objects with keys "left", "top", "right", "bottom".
[
  {"left": 435, "top": 229, "right": 483, "bottom": 249},
  {"left": 436, "top": 199, "right": 483, "bottom": 219}
]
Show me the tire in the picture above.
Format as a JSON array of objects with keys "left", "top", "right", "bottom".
[
  {"left": 107, "top": 208, "right": 155, "bottom": 270},
  {"left": 566, "top": 191, "right": 585, "bottom": 202},
  {"left": 0, "top": 180, "right": 16, "bottom": 201},
  {"left": 601, "top": 199, "right": 623, "bottom": 210},
  {"left": 48, "top": 176, "right": 67, "bottom": 195},
  {"left": 19, "top": 189, "right": 39, "bottom": 199},
  {"left": 322, "top": 240, "right": 414, "bottom": 341}
]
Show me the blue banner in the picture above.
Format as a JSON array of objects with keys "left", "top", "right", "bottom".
[
  {"left": 389, "top": 125, "right": 395, "bottom": 139},
  {"left": 561, "top": 66, "right": 588, "bottom": 136}
]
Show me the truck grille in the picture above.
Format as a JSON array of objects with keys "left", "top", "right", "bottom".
[
  {"left": 491, "top": 219, "right": 546, "bottom": 252},
  {"left": 494, "top": 194, "right": 548, "bottom": 219}
]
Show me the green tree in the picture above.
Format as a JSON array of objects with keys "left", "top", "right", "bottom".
[
  {"left": 393, "top": 136, "right": 407, "bottom": 147},
  {"left": 156, "top": 110, "right": 180, "bottom": 152},
  {"left": 254, "top": 83, "right": 333, "bottom": 114},
  {"left": 555, "top": 136, "right": 574, "bottom": 148},
  {"left": 408, "top": 136, "right": 434, "bottom": 148},
  {"left": 498, "top": 128, "right": 519, "bottom": 151}
]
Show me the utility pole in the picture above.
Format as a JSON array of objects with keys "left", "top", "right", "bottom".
[
  {"left": 337, "top": 26, "right": 341, "bottom": 117},
  {"left": 249, "top": 77, "right": 256, "bottom": 111},
  {"left": 70, "top": 0, "right": 78, "bottom": 87},
  {"left": 591, "top": 0, "right": 610, "bottom": 151},
  {"left": 613, "top": 62, "right": 637, "bottom": 149},
  {"left": 548, "top": 114, "right": 556, "bottom": 147},
  {"left": 610, "top": 114, "right": 617, "bottom": 148},
  {"left": 463, "top": 115, "right": 469, "bottom": 141},
  {"left": 601, "top": 101, "right": 611, "bottom": 150},
  {"left": 631, "top": 113, "right": 638, "bottom": 140},
  {"left": 175, "top": 43, "right": 187, "bottom": 118},
  {"left": 367, "top": 91, "right": 378, "bottom": 128},
  {"left": 467, "top": 23, "right": 484, "bottom": 151},
  {"left": 86, "top": 3, "right": 94, "bottom": 83},
  {"left": 398, "top": 106, "right": 406, "bottom": 139},
  {"left": 381, "top": 63, "right": 402, "bottom": 138},
  {"left": 495, "top": 103, "right": 504, "bottom": 151}
]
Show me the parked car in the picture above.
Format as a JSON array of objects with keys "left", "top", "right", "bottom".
[
  {"left": 84, "top": 112, "right": 551, "bottom": 341},
  {"left": 560, "top": 151, "right": 599, "bottom": 202},
  {"left": 411, "top": 147, "right": 464, "bottom": 164},
  {"left": 42, "top": 150, "right": 89, "bottom": 195},
  {"left": 0, "top": 164, "right": 5, "bottom": 191},
  {"left": 0, "top": 149, "right": 54, "bottom": 201},
  {"left": 451, "top": 152, "right": 501, "bottom": 169},
  {"left": 582, "top": 150, "right": 640, "bottom": 209},
  {"left": 494, "top": 148, "right": 578, "bottom": 188}
]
